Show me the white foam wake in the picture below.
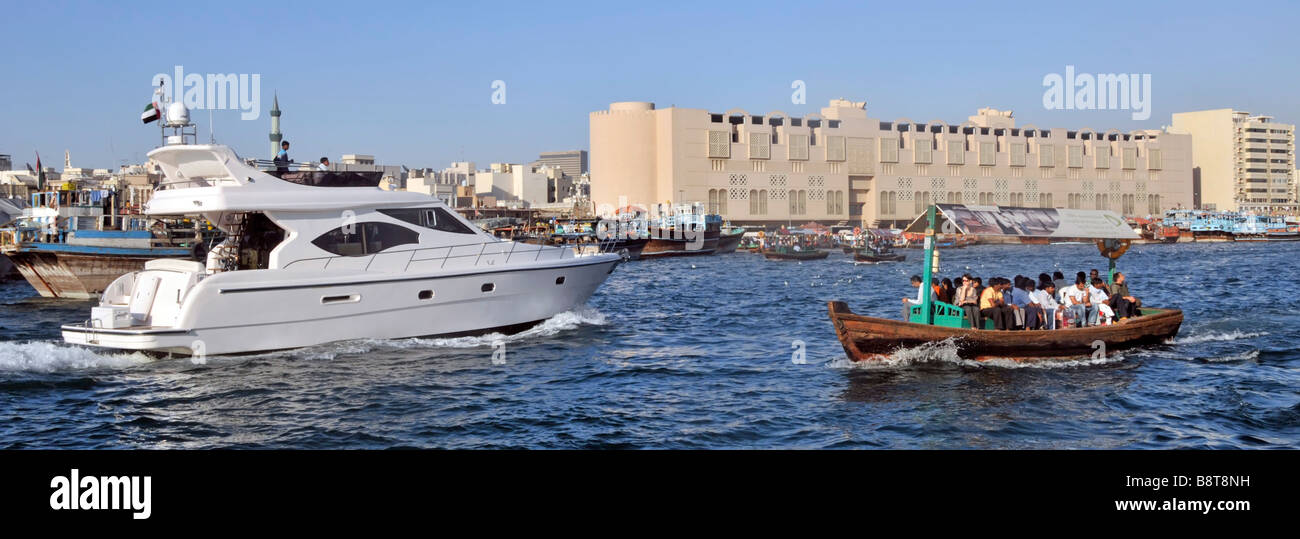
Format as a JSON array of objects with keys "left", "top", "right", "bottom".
[
  {"left": 366, "top": 307, "right": 609, "bottom": 351},
  {"left": 826, "top": 337, "right": 1125, "bottom": 370},
  {"left": 0, "top": 341, "right": 150, "bottom": 373},
  {"left": 1173, "top": 330, "right": 1267, "bottom": 345}
]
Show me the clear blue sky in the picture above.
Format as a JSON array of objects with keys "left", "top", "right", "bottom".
[{"left": 2, "top": 0, "right": 1298, "bottom": 170}]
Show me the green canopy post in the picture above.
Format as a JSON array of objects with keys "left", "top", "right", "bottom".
[{"left": 919, "top": 204, "right": 936, "bottom": 325}]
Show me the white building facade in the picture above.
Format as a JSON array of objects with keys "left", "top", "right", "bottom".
[{"left": 591, "top": 100, "right": 1194, "bottom": 227}]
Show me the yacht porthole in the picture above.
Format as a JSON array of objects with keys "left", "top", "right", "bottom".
[
  {"left": 418, "top": 290, "right": 434, "bottom": 300},
  {"left": 555, "top": 276, "right": 565, "bottom": 285},
  {"left": 481, "top": 283, "right": 495, "bottom": 293}
]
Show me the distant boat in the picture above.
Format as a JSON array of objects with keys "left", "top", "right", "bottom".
[
  {"left": 852, "top": 250, "right": 905, "bottom": 263},
  {"left": 1, "top": 190, "right": 200, "bottom": 298},
  {"left": 763, "top": 247, "right": 828, "bottom": 261}
]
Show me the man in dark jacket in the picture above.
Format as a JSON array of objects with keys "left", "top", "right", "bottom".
[{"left": 1108, "top": 272, "right": 1140, "bottom": 320}]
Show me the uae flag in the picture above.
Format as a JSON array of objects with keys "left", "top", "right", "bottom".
[{"left": 141, "top": 102, "right": 161, "bottom": 124}]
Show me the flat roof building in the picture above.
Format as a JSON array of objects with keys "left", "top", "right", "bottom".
[
  {"left": 590, "top": 99, "right": 1194, "bottom": 227},
  {"left": 534, "top": 150, "right": 588, "bottom": 179},
  {"left": 1170, "top": 109, "right": 1296, "bottom": 214}
]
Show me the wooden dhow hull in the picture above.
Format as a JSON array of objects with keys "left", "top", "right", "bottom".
[
  {"left": 827, "top": 301, "right": 1183, "bottom": 362},
  {"left": 763, "top": 249, "right": 829, "bottom": 261},
  {"left": 853, "top": 252, "right": 906, "bottom": 263}
]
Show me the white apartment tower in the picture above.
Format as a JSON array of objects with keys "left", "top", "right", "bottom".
[{"left": 1171, "top": 109, "right": 1296, "bottom": 214}]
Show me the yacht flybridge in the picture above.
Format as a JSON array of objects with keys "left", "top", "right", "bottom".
[{"left": 61, "top": 143, "right": 622, "bottom": 356}]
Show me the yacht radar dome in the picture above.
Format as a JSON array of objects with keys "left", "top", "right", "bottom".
[{"left": 165, "top": 103, "right": 191, "bottom": 126}]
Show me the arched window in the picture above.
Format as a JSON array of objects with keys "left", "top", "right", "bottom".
[
  {"left": 788, "top": 190, "right": 798, "bottom": 214},
  {"left": 797, "top": 190, "right": 807, "bottom": 215},
  {"left": 718, "top": 189, "right": 728, "bottom": 215},
  {"left": 759, "top": 190, "right": 768, "bottom": 214},
  {"left": 749, "top": 189, "right": 759, "bottom": 214},
  {"left": 708, "top": 189, "right": 719, "bottom": 214}
]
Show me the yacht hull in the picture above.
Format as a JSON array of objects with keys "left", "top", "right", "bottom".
[{"left": 63, "top": 257, "right": 619, "bottom": 356}]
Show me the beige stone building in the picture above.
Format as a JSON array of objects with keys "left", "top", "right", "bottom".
[
  {"left": 591, "top": 99, "right": 1194, "bottom": 227},
  {"left": 1170, "top": 109, "right": 1296, "bottom": 214}
]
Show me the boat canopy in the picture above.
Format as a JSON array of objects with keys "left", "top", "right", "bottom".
[{"left": 903, "top": 204, "right": 1138, "bottom": 240}]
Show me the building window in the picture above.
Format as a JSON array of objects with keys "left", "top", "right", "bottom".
[
  {"left": 979, "top": 141, "right": 995, "bottom": 166},
  {"left": 759, "top": 189, "right": 768, "bottom": 214},
  {"left": 708, "top": 189, "right": 719, "bottom": 214},
  {"left": 826, "top": 136, "right": 846, "bottom": 161},
  {"left": 1040, "top": 192, "right": 1053, "bottom": 208},
  {"left": 1010, "top": 142, "right": 1027, "bottom": 167},
  {"left": 749, "top": 132, "right": 770, "bottom": 159},
  {"left": 1068, "top": 145, "right": 1083, "bottom": 168},
  {"left": 718, "top": 189, "right": 728, "bottom": 215},
  {"left": 914, "top": 138, "right": 932, "bottom": 164},
  {"left": 1095, "top": 144, "right": 1110, "bottom": 168},
  {"left": 1039, "top": 144, "right": 1055, "bottom": 167},
  {"left": 788, "top": 190, "right": 798, "bottom": 214},
  {"left": 1122, "top": 147, "right": 1137, "bottom": 169},
  {"left": 797, "top": 190, "right": 807, "bottom": 214},
  {"left": 880, "top": 137, "right": 899, "bottom": 163},
  {"left": 946, "top": 140, "right": 965, "bottom": 165},
  {"left": 1148, "top": 148, "right": 1162, "bottom": 170},
  {"left": 708, "top": 130, "right": 730, "bottom": 158},
  {"left": 788, "top": 134, "right": 809, "bottom": 160},
  {"left": 879, "top": 191, "right": 895, "bottom": 216}
]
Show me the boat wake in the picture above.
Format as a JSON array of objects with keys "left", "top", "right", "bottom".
[
  {"left": 0, "top": 341, "right": 151, "bottom": 373},
  {"left": 1172, "top": 329, "right": 1267, "bottom": 345},
  {"left": 383, "top": 307, "right": 609, "bottom": 350},
  {"left": 244, "top": 308, "right": 610, "bottom": 361},
  {"left": 827, "top": 337, "right": 1126, "bottom": 370}
]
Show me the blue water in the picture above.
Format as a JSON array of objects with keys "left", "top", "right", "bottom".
[{"left": 0, "top": 242, "right": 1296, "bottom": 448}]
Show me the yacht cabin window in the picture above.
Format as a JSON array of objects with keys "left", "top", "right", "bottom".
[{"left": 311, "top": 222, "right": 420, "bottom": 257}]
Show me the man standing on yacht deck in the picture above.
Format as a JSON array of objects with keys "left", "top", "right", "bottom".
[{"left": 274, "top": 140, "right": 291, "bottom": 172}]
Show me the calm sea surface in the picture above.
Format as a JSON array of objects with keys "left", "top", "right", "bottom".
[{"left": 1, "top": 242, "right": 1296, "bottom": 449}]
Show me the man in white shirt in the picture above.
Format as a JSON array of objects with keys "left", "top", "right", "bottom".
[
  {"left": 1064, "top": 278, "right": 1093, "bottom": 328},
  {"left": 902, "top": 275, "right": 935, "bottom": 321},
  {"left": 1031, "top": 281, "right": 1060, "bottom": 330},
  {"left": 1089, "top": 277, "right": 1113, "bottom": 325}
]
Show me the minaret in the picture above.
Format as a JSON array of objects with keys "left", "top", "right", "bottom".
[{"left": 268, "top": 92, "right": 282, "bottom": 158}]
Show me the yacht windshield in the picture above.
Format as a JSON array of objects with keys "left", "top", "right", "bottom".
[{"left": 378, "top": 208, "right": 477, "bottom": 235}]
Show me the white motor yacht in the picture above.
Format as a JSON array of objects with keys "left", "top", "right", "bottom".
[{"left": 62, "top": 143, "right": 622, "bottom": 356}]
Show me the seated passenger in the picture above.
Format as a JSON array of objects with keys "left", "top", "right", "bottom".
[
  {"left": 1032, "top": 281, "right": 1060, "bottom": 330},
  {"left": 1108, "top": 271, "right": 1141, "bottom": 320},
  {"left": 1064, "top": 277, "right": 1094, "bottom": 328},
  {"left": 979, "top": 278, "right": 1014, "bottom": 330},
  {"left": 1089, "top": 277, "right": 1113, "bottom": 325}
]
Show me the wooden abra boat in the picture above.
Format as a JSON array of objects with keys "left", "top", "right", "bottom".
[
  {"left": 763, "top": 248, "right": 828, "bottom": 261},
  {"left": 853, "top": 250, "right": 905, "bottom": 263},
  {"left": 829, "top": 204, "right": 1182, "bottom": 363},
  {"left": 828, "top": 301, "right": 1182, "bottom": 361}
]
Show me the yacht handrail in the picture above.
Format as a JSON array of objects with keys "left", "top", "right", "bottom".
[
  {"left": 280, "top": 237, "right": 622, "bottom": 273},
  {"left": 156, "top": 176, "right": 242, "bottom": 190}
]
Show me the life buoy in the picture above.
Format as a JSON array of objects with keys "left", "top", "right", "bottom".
[{"left": 1096, "top": 239, "right": 1131, "bottom": 259}]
